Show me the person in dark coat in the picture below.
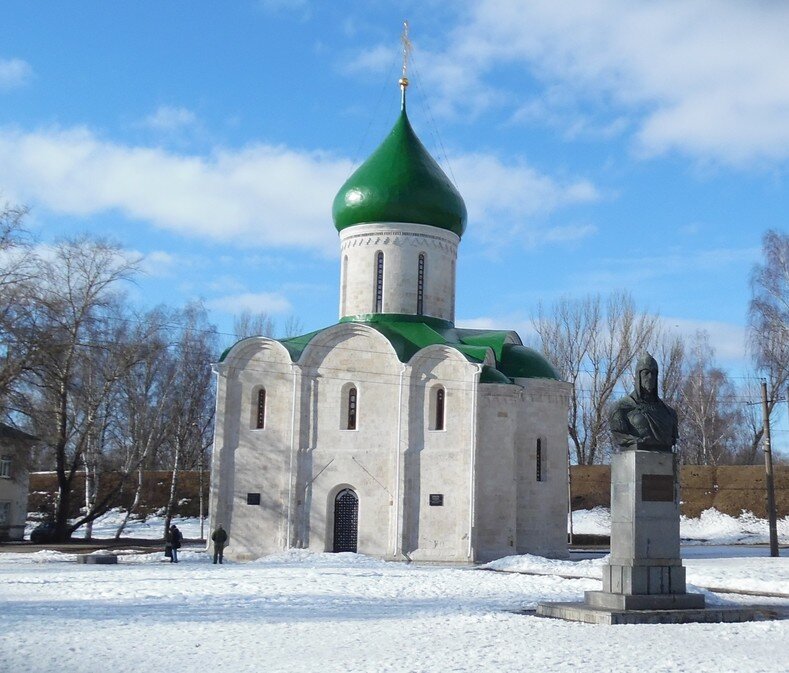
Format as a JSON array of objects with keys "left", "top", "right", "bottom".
[
  {"left": 211, "top": 524, "right": 228, "bottom": 564},
  {"left": 167, "top": 524, "right": 183, "bottom": 563}
]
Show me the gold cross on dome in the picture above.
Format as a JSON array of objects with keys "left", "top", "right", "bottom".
[{"left": 399, "top": 20, "right": 412, "bottom": 95}]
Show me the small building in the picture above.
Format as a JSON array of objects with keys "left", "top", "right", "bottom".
[
  {"left": 209, "top": 84, "right": 571, "bottom": 563},
  {"left": 0, "top": 423, "right": 37, "bottom": 541}
]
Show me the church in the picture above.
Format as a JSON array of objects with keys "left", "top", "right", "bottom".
[{"left": 208, "top": 75, "right": 571, "bottom": 563}]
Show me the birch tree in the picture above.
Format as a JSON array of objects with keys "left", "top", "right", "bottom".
[{"left": 534, "top": 291, "right": 658, "bottom": 464}]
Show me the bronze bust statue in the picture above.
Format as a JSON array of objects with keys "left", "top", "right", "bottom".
[{"left": 609, "top": 353, "right": 678, "bottom": 452}]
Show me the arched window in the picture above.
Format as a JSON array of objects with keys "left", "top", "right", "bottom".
[
  {"left": 435, "top": 387, "right": 445, "bottom": 430},
  {"left": 347, "top": 386, "right": 357, "bottom": 430},
  {"left": 255, "top": 388, "right": 266, "bottom": 429},
  {"left": 536, "top": 438, "right": 543, "bottom": 482},
  {"left": 429, "top": 386, "right": 446, "bottom": 431},
  {"left": 374, "top": 251, "right": 384, "bottom": 313},
  {"left": 417, "top": 253, "right": 426, "bottom": 315}
]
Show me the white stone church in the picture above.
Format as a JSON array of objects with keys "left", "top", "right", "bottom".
[{"left": 209, "top": 85, "right": 571, "bottom": 563}]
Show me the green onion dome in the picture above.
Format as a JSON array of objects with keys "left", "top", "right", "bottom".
[
  {"left": 332, "top": 108, "right": 467, "bottom": 238},
  {"left": 498, "top": 344, "right": 560, "bottom": 380}
]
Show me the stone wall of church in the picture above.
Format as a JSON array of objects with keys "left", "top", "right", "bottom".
[
  {"left": 514, "top": 378, "right": 572, "bottom": 559},
  {"left": 473, "top": 383, "right": 521, "bottom": 562},
  {"left": 211, "top": 331, "right": 571, "bottom": 564},
  {"left": 210, "top": 339, "right": 295, "bottom": 561},
  {"left": 401, "top": 347, "right": 477, "bottom": 562},
  {"left": 339, "top": 223, "right": 459, "bottom": 322},
  {"left": 297, "top": 327, "right": 403, "bottom": 558}
]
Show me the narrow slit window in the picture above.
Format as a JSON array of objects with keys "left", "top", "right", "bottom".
[
  {"left": 536, "top": 438, "right": 542, "bottom": 482},
  {"left": 374, "top": 251, "right": 384, "bottom": 313},
  {"left": 435, "top": 387, "right": 445, "bottom": 431},
  {"left": 417, "top": 253, "right": 425, "bottom": 315},
  {"left": 347, "top": 387, "right": 357, "bottom": 430},
  {"left": 341, "top": 254, "right": 348, "bottom": 315},
  {"left": 255, "top": 389, "right": 266, "bottom": 429}
]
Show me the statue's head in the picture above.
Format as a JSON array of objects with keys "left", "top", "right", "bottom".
[{"left": 636, "top": 352, "right": 658, "bottom": 398}]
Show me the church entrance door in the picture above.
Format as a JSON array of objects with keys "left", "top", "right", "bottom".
[{"left": 333, "top": 489, "right": 358, "bottom": 552}]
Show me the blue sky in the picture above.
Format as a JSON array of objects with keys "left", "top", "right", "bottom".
[{"left": 2, "top": 0, "right": 787, "bottom": 372}]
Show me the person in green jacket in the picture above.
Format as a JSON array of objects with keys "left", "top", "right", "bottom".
[{"left": 211, "top": 524, "right": 228, "bottom": 564}]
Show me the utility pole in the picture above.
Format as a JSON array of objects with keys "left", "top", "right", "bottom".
[
  {"left": 567, "top": 446, "right": 574, "bottom": 547},
  {"left": 198, "top": 447, "right": 205, "bottom": 541},
  {"left": 761, "top": 380, "right": 779, "bottom": 557}
]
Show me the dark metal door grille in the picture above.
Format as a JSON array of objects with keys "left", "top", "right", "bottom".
[{"left": 333, "top": 489, "right": 358, "bottom": 553}]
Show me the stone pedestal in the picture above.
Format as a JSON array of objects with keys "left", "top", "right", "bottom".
[
  {"left": 535, "top": 450, "right": 761, "bottom": 624},
  {"left": 584, "top": 450, "right": 704, "bottom": 611}
]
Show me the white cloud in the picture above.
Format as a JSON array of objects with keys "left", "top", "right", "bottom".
[
  {"left": 342, "top": 45, "right": 395, "bottom": 76},
  {"left": 421, "top": 0, "right": 789, "bottom": 165},
  {"left": 0, "top": 125, "right": 351, "bottom": 251},
  {"left": 142, "top": 106, "right": 198, "bottom": 131},
  {"left": 451, "top": 152, "right": 599, "bottom": 247},
  {"left": 139, "top": 250, "right": 178, "bottom": 277},
  {"left": 0, "top": 124, "right": 598, "bottom": 253},
  {"left": 0, "top": 58, "right": 32, "bottom": 90},
  {"left": 207, "top": 291, "right": 292, "bottom": 314}
]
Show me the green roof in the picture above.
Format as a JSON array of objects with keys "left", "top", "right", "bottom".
[
  {"left": 219, "top": 315, "right": 560, "bottom": 383},
  {"left": 332, "top": 108, "right": 467, "bottom": 237}
]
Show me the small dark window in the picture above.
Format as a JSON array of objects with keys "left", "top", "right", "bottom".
[
  {"left": 347, "top": 387, "right": 357, "bottom": 430},
  {"left": 429, "top": 494, "right": 444, "bottom": 506},
  {"left": 536, "top": 438, "right": 543, "bottom": 482},
  {"left": 375, "top": 251, "right": 384, "bottom": 313},
  {"left": 417, "top": 253, "right": 425, "bottom": 315},
  {"left": 435, "top": 388, "right": 445, "bottom": 431},
  {"left": 247, "top": 493, "right": 261, "bottom": 505},
  {"left": 255, "top": 388, "right": 266, "bottom": 429}
]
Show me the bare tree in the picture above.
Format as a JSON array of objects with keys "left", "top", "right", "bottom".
[
  {"left": 161, "top": 302, "right": 218, "bottom": 535},
  {"left": 678, "top": 331, "right": 744, "bottom": 465},
  {"left": 25, "top": 238, "right": 142, "bottom": 541},
  {"left": 233, "top": 310, "right": 275, "bottom": 340},
  {"left": 746, "top": 229, "right": 789, "bottom": 462},
  {"left": 534, "top": 291, "right": 658, "bottom": 464},
  {"left": 653, "top": 329, "right": 686, "bottom": 413},
  {"left": 0, "top": 204, "right": 40, "bottom": 415},
  {"left": 280, "top": 315, "right": 305, "bottom": 338},
  {"left": 113, "top": 308, "right": 176, "bottom": 538}
]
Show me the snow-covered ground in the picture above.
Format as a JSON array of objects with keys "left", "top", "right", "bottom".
[
  {"left": 25, "top": 508, "right": 205, "bottom": 540},
  {"left": 572, "top": 507, "right": 789, "bottom": 545},
  {"left": 2, "top": 508, "right": 786, "bottom": 673}
]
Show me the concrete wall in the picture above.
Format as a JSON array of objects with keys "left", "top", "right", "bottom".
[{"left": 339, "top": 223, "right": 459, "bottom": 322}]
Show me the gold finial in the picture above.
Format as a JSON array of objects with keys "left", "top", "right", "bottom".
[{"left": 399, "top": 20, "right": 412, "bottom": 109}]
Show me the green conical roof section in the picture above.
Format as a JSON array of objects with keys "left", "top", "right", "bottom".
[{"left": 332, "top": 107, "right": 467, "bottom": 237}]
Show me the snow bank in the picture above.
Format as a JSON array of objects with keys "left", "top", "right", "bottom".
[
  {"left": 571, "top": 507, "right": 789, "bottom": 545},
  {"left": 483, "top": 553, "right": 608, "bottom": 579}
]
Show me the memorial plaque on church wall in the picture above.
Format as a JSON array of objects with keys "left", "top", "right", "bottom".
[
  {"left": 641, "top": 475, "right": 674, "bottom": 502},
  {"left": 429, "top": 494, "right": 444, "bottom": 506}
]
